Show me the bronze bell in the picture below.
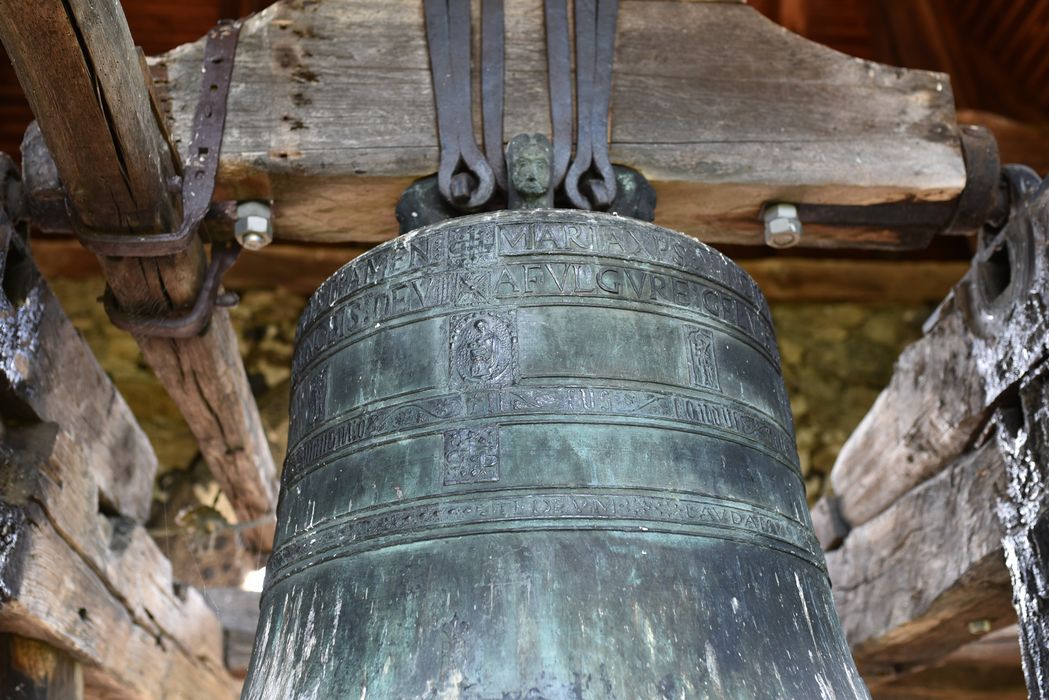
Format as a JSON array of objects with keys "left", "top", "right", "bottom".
[{"left": 242, "top": 210, "right": 869, "bottom": 699}]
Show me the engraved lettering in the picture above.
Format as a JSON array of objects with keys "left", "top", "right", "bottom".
[
  {"left": 498, "top": 223, "right": 529, "bottom": 251},
  {"left": 597, "top": 268, "right": 622, "bottom": 294},
  {"left": 522, "top": 265, "right": 544, "bottom": 294},
  {"left": 573, "top": 264, "right": 597, "bottom": 293},
  {"left": 495, "top": 266, "right": 522, "bottom": 295},
  {"left": 545, "top": 263, "right": 571, "bottom": 293},
  {"left": 565, "top": 224, "right": 592, "bottom": 250},
  {"left": 534, "top": 224, "right": 564, "bottom": 249},
  {"left": 649, "top": 273, "right": 668, "bottom": 301}
]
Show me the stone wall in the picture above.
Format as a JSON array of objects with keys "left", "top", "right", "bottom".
[{"left": 772, "top": 303, "right": 931, "bottom": 501}]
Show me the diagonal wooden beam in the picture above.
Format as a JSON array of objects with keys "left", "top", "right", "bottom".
[{"left": 0, "top": 0, "right": 277, "bottom": 549}]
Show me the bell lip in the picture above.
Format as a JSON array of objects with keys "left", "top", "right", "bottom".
[{"left": 297, "top": 209, "right": 770, "bottom": 336}]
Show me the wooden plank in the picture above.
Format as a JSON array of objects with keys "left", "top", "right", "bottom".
[
  {"left": 0, "top": 510, "right": 239, "bottom": 699},
  {"left": 825, "top": 440, "right": 1014, "bottom": 678},
  {"left": 0, "top": 0, "right": 176, "bottom": 233},
  {"left": 143, "top": 0, "right": 964, "bottom": 249},
  {"left": 945, "top": 625, "right": 1022, "bottom": 668},
  {"left": 0, "top": 636, "right": 83, "bottom": 700},
  {"left": 820, "top": 171, "right": 1049, "bottom": 695},
  {"left": 27, "top": 235, "right": 968, "bottom": 303},
  {"left": 0, "top": 238, "right": 238, "bottom": 698},
  {"left": 828, "top": 308, "right": 986, "bottom": 529},
  {"left": 0, "top": 0, "right": 278, "bottom": 550},
  {"left": 0, "top": 229, "right": 156, "bottom": 522},
  {"left": 826, "top": 169, "right": 1049, "bottom": 533}
]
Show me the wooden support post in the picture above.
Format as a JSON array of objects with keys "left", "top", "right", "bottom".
[
  {"left": 0, "top": 0, "right": 277, "bottom": 550},
  {"left": 0, "top": 636, "right": 83, "bottom": 700},
  {"left": 980, "top": 180, "right": 1049, "bottom": 698},
  {"left": 826, "top": 441, "right": 1015, "bottom": 678},
  {"left": 994, "top": 369, "right": 1049, "bottom": 698}
]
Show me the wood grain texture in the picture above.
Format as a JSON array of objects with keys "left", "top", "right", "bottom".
[
  {"left": 0, "top": 0, "right": 177, "bottom": 233},
  {"left": 0, "top": 0, "right": 278, "bottom": 550},
  {"left": 826, "top": 440, "right": 1014, "bottom": 678},
  {"left": 0, "top": 241, "right": 238, "bottom": 698},
  {"left": 0, "top": 511, "right": 238, "bottom": 699},
  {"left": 826, "top": 170, "right": 1049, "bottom": 533},
  {"left": 828, "top": 308, "right": 986, "bottom": 529},
  {"left": 0, "top": 232, "right": 156, "bottom": 522},
  {"left": 143, "top": 0, "right": 965, "bottom": 248}
]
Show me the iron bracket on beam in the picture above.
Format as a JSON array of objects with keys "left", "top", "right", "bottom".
[
  {"left": 73, "top": 20, "right": 243, "bottom": 339},
  {"left": 763, "top": 126, "right": 1007, "bottom": 248}
]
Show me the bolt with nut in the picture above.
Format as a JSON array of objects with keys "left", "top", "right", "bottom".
[
  {"left": 234, "top": 201, "right": 274, "bottom": 251},
  {"left": 763, "top": 202, "right": 802, "bottom": 249}
]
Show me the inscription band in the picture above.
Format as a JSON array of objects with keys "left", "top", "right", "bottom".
[
  {"left": 282, "top": 384, "right": 800, "bottom": 488},
  {"left": 294, "top": 258, "right": 779, "bottom": 377},
  {"left": 300, "top": 214, "right": 769, "bottom": 335},
  {"left": 266, "top": 488, "right": 825, "bottom": 588}
]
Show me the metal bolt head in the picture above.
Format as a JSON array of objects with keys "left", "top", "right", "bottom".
[
  {"left": 763, "top": 202, "right": 802, "bottom": 249},
  {"left": 234, "top": 201, "right": 273, "bottom": 250}
]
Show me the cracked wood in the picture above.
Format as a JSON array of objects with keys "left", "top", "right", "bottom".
[
  {"left": 826, "top": 440, "right": 1014, "bottom": 679},
  {"left": 0, "top": 242, "right": 237, "bottom": 697},
  {"left": 0, "top": 229, "right": 156, "bottom": 522}
]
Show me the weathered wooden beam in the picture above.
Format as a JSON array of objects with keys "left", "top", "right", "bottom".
[
  {"left": 0, "top": 636, "right": 83, "bottom": 700},
  {"left": 821, "top": 169, "right": 1049, "bottom": 694},
  {"left": 0, "top": 234, "right": 239, "bottom": 698},
  {"left": 826, "top": 440, "right": 1014, "bottom": 678},
  {"left": 826, "top": 167, "right": 1049, "bottom": 533},
  {"left": 0, "top": 0, "right": 277, "bottom": 549},
  {"left": 136, "top": 0, "right": 967, "bottom": 249},
  {"left": 27, "top": 235, "right": 969, "bottom": 304},
  {"left": 969, "top": 184, "right": 1049, "bottom": 698},
  {"left": 827, "top": 308, "right": 986, "bottom": 530},
  {"left": 0, "top": 229, "right": 156, "bottom": 522}
]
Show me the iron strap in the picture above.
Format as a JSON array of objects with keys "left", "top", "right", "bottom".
[
  {"left": 424, "top": 0, "right": 495, "bottom": 209},
  {"left": 481, "top": 0, "right": 506, "bottom": 192},
  {"left": 75, "top": 20, "right": 241, "bottom": 258},
  {"left": 564, "top": 0, "right": 619, "bottom": 210},
  {"left": 789, "top": 126, "right": 1006, "bottom": 247},
  {"left": 102, "top": 241, "right": 241, "bottom": 338},
  {"left": 93, "top": 20, "right": 243, "bottom": 339},
  {"left": 544, "top": 0, "right": 573, "bottom": 191}
]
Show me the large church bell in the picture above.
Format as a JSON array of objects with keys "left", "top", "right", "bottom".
[{"left": 242, "top": 1, "right": 869, "bottom": 697}]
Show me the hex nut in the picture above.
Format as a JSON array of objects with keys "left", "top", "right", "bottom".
[
  {"left": 763, "top": 203, "right": 802, "bottom": 249},
  {"left": 234, "top": 201, "right": 273, "bottom": 250}
]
